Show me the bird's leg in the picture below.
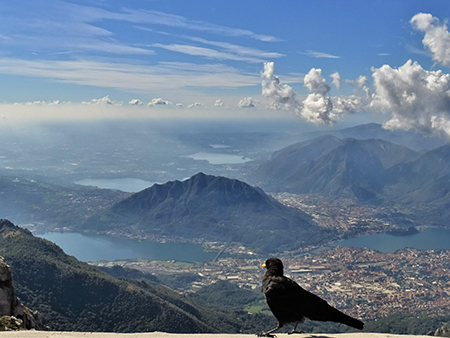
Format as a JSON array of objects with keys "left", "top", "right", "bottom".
[
  {"left": 256, "top": 323, "right": 283, "bottom": 337},
  {"left": 288, "top": 321, "right": 304, "bottom": 335}
]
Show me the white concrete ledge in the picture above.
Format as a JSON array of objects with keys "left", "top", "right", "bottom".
[{"left": 0, "top": 332, "right": 432, "bottom": 338}]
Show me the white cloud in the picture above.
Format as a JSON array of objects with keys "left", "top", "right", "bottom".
[
  {"left": 187, "top": 37, "right": 284, "bottom": 59},
  {"left": 214, "top": 99, "right": 224, "bottom": 107},
  {"left": 261, "top": 62, "right": 301, "bottom": 112},
  {"left": 357, "top": 75, "right": 368, "bottom": 87},
  {"left": 129, "top": 99, "right": 143, "bottom": 105},
  {"left": 303, "top": 68, "right": 330, "bottom": 96},
  {"left": 262, "top": 62, "right": 360, "bottom": 125},
  {"left": 299, "top": 50, "right": 340, "bottom": 59},
  {"left": 128, "top": 99, "right": 144, "bottom": 106},
  {"left": 345, "top": 75, "right": 368, "bottom": 88},
  {"left": 82, "top": 95, "right": 120, "bottom": 105},
  {"left": 15, "top": 100, "right": 63, "bottom": 106},
  {"left": 332, "top": 95, "right": 363, "bottom": 114},
  {"left": 147, "top": 98, "right": 172, "bottom": 106},
  {"left": 152, "top": 43, "right": 267, "bottom": 63},
  {"left": 330, "top": 72, "right": 341, "bottom": 89},
  {"left": 117, "top": 8, "right": 278, "bottom": 41},
  {"left": 411, "top": 13, "right": 450, "bottom": 66},
  {"left": 238, "top": 97, "right": 257, "bottom": 108},
  {"left": 301, "top": 68, "right": 336, "bottom": 125},
  {"left": 188, "top": 102, "right": 203, "bottom": 109},
  {"left": 0, "top": 58, "right": 262, "bottom": 94},
  {"left": 301, "top": 93, "right": 335, "bottom": 124},
  {"left": 370, "top": 59, "right": 450, "bottom": 135}
]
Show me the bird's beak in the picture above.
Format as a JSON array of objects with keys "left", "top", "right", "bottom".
[{"left": 261, "top": 263, "right": 266, "bottom": 268}]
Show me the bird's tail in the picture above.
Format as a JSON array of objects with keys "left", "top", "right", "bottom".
[{"left": 334, "top": 310, "right": 364, "bottom": 330}]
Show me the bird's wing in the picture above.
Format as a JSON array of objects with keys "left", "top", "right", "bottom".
[
  {"left": 263, "top": 276, "right": 308, "bottom": 324},
  {"left": 263, "top": 274, "right": 364, "bottom": 330},
  {"left": 263, "top": 275, "right": 304, "bottom": 296}
]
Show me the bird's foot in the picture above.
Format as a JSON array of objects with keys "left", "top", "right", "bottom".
[
  {"left": 288, "top": 329, "right": 304, "bottom": 335},
  {"left": 256, "top": 332, "right": 277, "bottom": 337}
]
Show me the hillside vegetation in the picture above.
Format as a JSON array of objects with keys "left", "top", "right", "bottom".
[{"left": 0, "top": 219, "right": 244, "bottom": 333}]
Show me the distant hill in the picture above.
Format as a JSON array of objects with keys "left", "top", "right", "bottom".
[
  {"left": 80, "top": 173, "right": 331, "bottom": 253},
  {"left": 253, "top": 134, "right": 450, "bottom": 226},
  {"left": 253, "top": 136, "right": 419, "bottom": 201},
  {"left": 299, "top": 123, "right": 447, "bottom": 152},
  {"left": 0, "top": 219, "right": 247, "bottom": 333},
  {"left": 382, "top": 144, "right": 450, "bottom": 223},
  {"left": 0, "top": 175, "right": 129, "bottom": 226}
]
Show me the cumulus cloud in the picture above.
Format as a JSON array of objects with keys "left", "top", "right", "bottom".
[
  {"left": 261, "top": 62, "right": 301, "bottom": 111},
  {"left": 370, "top": 59, "right": 450, "bottom": 135},
  {"left": 303, "top": 68, "right": 330, "bottom": 95},
  {"left": 346, "top": 75, "right": 368, "bottom": 88},
  {"left": 301, "top": 68, "right": 337, "bottom": 124},
  {"left": 129, "top": 99, "right": 143, "bottom": 105},
  {"left": 82, "top": 96, "right": 120, "bottom": 105},
  {"left": 330, "top": 72, "right": 341, "bottom": 89},
  {"left": 345, "top": 75, "right": 371, "bottom": 100},
  {"left": 332, "top": 95, "right": 363, "bottom": 114},
  {"left": 147, "top": 98, "right": 172, "bottom": 106},
  {"left": 411, "top": 13, "right": 450, "bottom": 66},
  {"left": 188, "top": 101, "right": 203, "bottom": 109},
  {"left": 238, "top": 97, "right": 257, "bottom": 108},
  {"left": 261, "top": 62, "right": 361, "bottom": 125},
  {"left": 214, "top": 99, "right": 224, "bottom": 107}
]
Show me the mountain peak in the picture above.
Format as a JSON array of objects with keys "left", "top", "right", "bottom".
[
  {"left": 80, "top": 173, "right": 326, "bottom": 253},
  {"left": 254, "top": 136, "right": 418, "bottom": 200}
]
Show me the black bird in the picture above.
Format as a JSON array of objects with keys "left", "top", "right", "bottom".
[{"left": 257, "top": 257, "right": 364, "bottom": 336}]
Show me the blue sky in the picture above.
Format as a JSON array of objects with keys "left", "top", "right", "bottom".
[{"left": 2, "top": 0, "right": 450, "bottom": 131}]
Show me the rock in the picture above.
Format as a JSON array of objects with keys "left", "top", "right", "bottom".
[
  {"left": 0, "top": 256, "right": 47, "bottom": 330},
  {"left": 435, "top": 325, "right": 450, "bottom": 337}
]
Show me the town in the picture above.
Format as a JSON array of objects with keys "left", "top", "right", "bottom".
[{"left": 93, "top": 246, "right": 450, "bottom": 321}]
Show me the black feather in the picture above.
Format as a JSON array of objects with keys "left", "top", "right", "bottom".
[{"left": 257, "top": 257, "right": 363, "bottom": 336}]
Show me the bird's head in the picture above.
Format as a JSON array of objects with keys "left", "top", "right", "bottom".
[{"left": 262, "top": 257, "right": 284, "bottom": 276}]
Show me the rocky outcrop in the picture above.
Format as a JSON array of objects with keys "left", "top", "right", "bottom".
[
  {"left": 0, "top": 256, "right": 46, "bottom": 331},
  {"left": 433, "top": 325, "right": 450, "bottom": 337}
]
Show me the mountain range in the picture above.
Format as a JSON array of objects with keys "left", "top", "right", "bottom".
[
  {"left": 79, "top": 172, "right": 331, "bottom": 253},
  {"left": 253, "top": 136, "right": 419, "bottom": 201},
  {"left": 253, "top": 133, "right": 450, "bottom": 224},
  {"left": 297, "top": 123, "right": 447, "bottom": 152}
]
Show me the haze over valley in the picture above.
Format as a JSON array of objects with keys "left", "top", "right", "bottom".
[{"left": 1, "top": 118, "right": 450, "bottom": 257}]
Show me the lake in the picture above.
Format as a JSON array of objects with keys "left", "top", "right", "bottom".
[
  {"left": 186, "top": 152, "right": 252, "bottom": 164},
  {"left": 329, "top": 227, "right": 450, "bottom": 252},
  {"left": 40, "top": 227, "right": 450, "bottom": 263},
  {"left": 75, "top": 178, "right": 157, "bottom": 192},
  {"left": 39, "top": 232, "right": 216, "bottom": 262}
]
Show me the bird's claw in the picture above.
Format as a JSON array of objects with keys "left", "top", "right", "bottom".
[
  {"left": 256, "top": 332, "right": 277, "bottom": 338},
  {"left": 288, "top": 330, "right": 304, "bottom": 335}
]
